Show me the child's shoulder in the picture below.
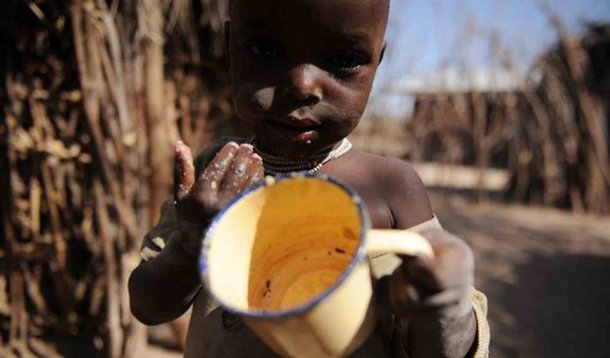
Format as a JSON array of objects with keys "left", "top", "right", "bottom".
[
  {"left": 342, "top": 149, "right": 433, "bottom": 228},
  {"left": 348, "top": 148, "right": 424, "bottom": 189}
]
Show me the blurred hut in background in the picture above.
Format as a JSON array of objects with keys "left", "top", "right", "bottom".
[
  {"left": 525, "top": 22, "right": 610, "bottom": 213},
  {"left": 353, "top": 23, "right": 610, "bottom": 214},
  {"left": 1, "top": 0, "right": 234, "bottom": 356},
  {"left": 387, "top": 67, "right": 525, "bottom": 201}
]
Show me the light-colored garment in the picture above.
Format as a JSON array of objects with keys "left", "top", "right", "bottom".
[{"left": 139, "top": 207, "right": 490, "bottom": 357}]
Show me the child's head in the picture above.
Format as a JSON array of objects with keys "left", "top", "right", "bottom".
[{"left": 227, "top": 0, "right": 389, "bottom": 158}]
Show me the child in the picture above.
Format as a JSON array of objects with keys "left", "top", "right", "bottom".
[{"left": 129, "top": 0, "right": 490, "bottom": 356}]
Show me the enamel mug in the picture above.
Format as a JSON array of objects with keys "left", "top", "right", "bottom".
[{"left": 200, "top": 174, "right": 433, "bottom": 357}]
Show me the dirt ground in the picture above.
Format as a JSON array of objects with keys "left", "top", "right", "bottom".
[
  {"left": 433, "top": 197, "right": 610, "bottom": 358},
  {"left": 145, "top": 198, "right": 610, "bottom": 358}
]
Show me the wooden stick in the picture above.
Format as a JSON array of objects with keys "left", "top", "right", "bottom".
[{"left": 94, "top": 179, "right": 123, "bottom": 358}]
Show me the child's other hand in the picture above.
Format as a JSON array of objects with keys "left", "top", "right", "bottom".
[
  {"left": 386, "top": 229, "right": 474, "bottom": 320},
  {"left": 173, "top": 141, "right": 264, "bottom": 231},
  {"left": 382, "top": 229, "right": 477, "bottom": 357}
]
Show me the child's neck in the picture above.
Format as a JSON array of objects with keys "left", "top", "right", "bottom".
[{"left": 253, "top": 138, "right": 352, "bottom": 175}]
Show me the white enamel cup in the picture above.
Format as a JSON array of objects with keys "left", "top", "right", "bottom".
[{"left": 200, "top": 174, "right": 433, "bottom": 357}]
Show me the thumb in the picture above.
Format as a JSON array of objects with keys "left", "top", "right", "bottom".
[{"left": 174, "top": 140, "right": 195, "bottom": 201}]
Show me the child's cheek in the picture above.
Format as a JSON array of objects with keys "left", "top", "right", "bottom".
[
  {"left": 234, "top": 81, "right": 276, "bottom": 118},
  {"left": 338, "top": 88, "right": 369, "bottom": 118},
  {"left": 328, "top": 76, "right": 372, "bottom": 107},
  {"left": 250, "top": 87, "right": 275, "bottom": 112}
]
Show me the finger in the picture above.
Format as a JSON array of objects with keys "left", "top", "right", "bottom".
[
  {"left": 174, "top": 140, "right": 195, "bottom": 201},
  {"left": 408, "top": 257, "right": 473, "bottom": 292},
  {"left": 387, "top": 265, "right": 473, "bottom": 319},
  {"left": 400, "top": 229, "right": 474, "bottom": 291},
  {"left": 374, "top": 275, "right": 391, "bottom": 308},
  {"left": 229, "top": 151, "right": 264, "bottom": 193},
  {"left": 373, "top": 276, "right": 397, "bottom": 321},
  {"left": 193, "top": 142, "right": 239, "bottom": 194},
  {"left": 400, "top": 256, "right": 444, "bottom": 292},
  {"left": 246, "top": 154, "right": 264, "bottom": 187},
  {"left": 387, "top": 266, "right": 426, "bottom": 317},
  {"left": 218, "top": 144, "right": 256, "bottom": 195},
  {"left": 421, "top": 228, "right": 464, "bottom": 252},
  {"left": 421, "top": 286, "right": 472, "bottom": 313},
  {"left": 413, "top": 286, "right": 474, "bottom": 320}
]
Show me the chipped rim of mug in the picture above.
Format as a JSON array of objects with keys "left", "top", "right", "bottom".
[{"left": 199, "top": 172, "right": 371, "bottom": 320}]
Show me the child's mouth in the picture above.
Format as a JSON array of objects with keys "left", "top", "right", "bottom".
[{"left": 267, "top": 119, "right": 320, "bottom": 143}]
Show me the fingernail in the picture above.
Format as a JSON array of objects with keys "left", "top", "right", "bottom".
[
  {"left": 252, "top": 153, "right": 262, "bottom": 161},
  {"left": 241, "top": 143, "right": 254, "bottom": 150},
  {"left": 175, "top": 141, "right": 185, "bottom": 154}
]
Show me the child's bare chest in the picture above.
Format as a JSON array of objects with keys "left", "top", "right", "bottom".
[{"left": 320, "top": 167, "right": 394, "bottom": 229}]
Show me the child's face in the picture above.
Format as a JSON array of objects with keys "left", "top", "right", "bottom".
[{"left": 228, "top": 0, "right": 388, "bottom": 157}]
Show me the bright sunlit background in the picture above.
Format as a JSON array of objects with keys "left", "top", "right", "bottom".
[{"left": 369, "top": 0, "right": 610, "bottom": 118}]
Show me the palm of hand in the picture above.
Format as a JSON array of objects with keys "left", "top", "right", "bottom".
[{"left": 173, "top": 141, "right": 264, "bottom": 229}]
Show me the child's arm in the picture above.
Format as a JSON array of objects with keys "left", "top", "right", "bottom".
[
  {"left": 128, "top": 222, "right": 208, "bottom": 325},
  {"left": 386, "top": 230, "right": 477, "bottom": 358},
  {"left": 129, "top": 141, "right": 263, "bottom": 325},
  {"left": 381, "top": 161, "right": 480, "bottom": 357}
]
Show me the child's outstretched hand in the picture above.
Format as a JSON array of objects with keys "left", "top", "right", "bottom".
[
  {"left": 172, "top": 141, "right": 264, "bottom": 252},
  {"left": 385, "top": 229, "right": 477, "bottom": 357}
]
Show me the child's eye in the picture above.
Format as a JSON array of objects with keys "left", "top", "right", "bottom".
[
  {"left": 328, "top": 50, "right": 370, "bottom": 71},
  {"left": 247, "top": 41, "right": 283, "bottom": 59}
]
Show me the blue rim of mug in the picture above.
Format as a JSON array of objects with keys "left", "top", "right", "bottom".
[{"left": 199, "top": 172, "right": 371, "bottom": 320}]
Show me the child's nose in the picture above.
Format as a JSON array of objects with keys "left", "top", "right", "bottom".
[{"left": 281, "top": 64, "right": 323, "bottom": 106}]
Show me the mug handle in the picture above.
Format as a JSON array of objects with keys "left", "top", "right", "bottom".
[{"left": 365, "top": 230, "right": 434, "bottom": 258}]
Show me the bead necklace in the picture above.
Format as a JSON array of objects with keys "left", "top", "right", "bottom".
[{"left": 253, "top": 138, "right": 353, "bottom": 175}]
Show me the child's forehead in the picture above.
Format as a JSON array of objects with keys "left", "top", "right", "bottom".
[
  {"left": 230, "top": 0, "right": 389, "bottom": 37},
  {"left": 230, "top": 0, "right": 388, "bottom": 14}
]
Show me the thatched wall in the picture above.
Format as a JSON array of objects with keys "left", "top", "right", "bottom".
[{"left": 1, "top": 0, "right": 232, "bottom": 356}]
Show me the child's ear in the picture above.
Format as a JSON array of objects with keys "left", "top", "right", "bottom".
[
  {"left": 379, "top": 42, "right": 387, "bottom": 65},
  {"left": 224, "top": 20, "right": 231, "bottom": 64}
]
